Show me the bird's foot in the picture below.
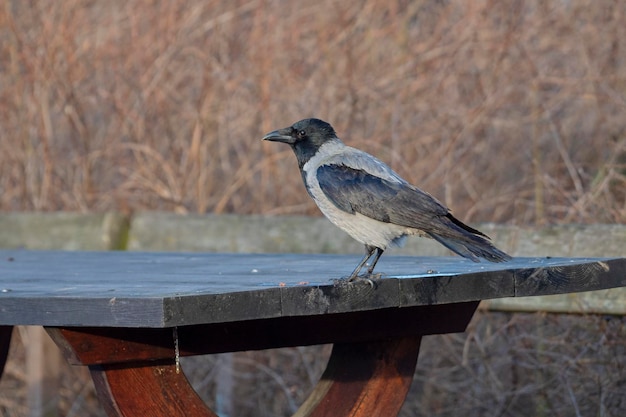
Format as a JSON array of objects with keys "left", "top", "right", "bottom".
[
  {"left": 331, "top": 272, "right": 383, "bottom": 288},
  {"left": 351, "top": 272, "right": 383, "bottom": 281}
]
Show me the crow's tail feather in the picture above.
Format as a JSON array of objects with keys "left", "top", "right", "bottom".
[
  {"left": 427, "top": 232, "right": 512, "bottom": 263},
  {"left": 427, "top": 214, "right": 512, "bottom": 263}
]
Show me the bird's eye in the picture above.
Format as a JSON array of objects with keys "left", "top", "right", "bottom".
[{"left": 298, "top": 130, "right": 306, "bottom": 138}]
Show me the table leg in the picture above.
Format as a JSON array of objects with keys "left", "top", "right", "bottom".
[
  {"left": 77, "top": 336, "right": 421, "bottom": 417},
  {"left": 295, "top": 336, "right": 421, "bottom": 417},
  {"left": 0, "top": 325, "right": 12, "bottom": 378},
  {"left": 89, "top": 360, "right": 218, "bottom": 417},
  {"left": 47, "top": 302, "right": 478, "bottom": 416}
]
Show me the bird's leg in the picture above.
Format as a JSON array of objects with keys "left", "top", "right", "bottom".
[
  {"left": 366, "top": 247, "right": 385, "bottom": 275},
  {"left": 348, "top": 245, "right": 377, "bottom": 281}
]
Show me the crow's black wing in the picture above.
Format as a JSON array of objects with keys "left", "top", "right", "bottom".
[
  {"left": 316, "top": 163, "right": 511, "bottom": 262},
  {"left": 316, "top": 163, "right": 449, "bottom": 230}
]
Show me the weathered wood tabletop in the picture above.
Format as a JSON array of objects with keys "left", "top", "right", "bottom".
[
  {"left": 1, "top": 250, "right": 625, "bottom": 417},
  {"left": 1, "top": 250, "right": 624, "bottom": 326}
]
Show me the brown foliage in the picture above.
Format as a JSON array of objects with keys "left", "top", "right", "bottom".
[{"left": 0, "top": 0, "right": 625, "bottom": 221}]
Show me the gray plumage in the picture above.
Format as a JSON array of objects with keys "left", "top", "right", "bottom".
[{"left": 263, "top": 118, "right": 511, "bottom": 280}]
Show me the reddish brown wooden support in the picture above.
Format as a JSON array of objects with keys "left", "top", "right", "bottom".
[
  {"left": 71, "top": 336, "right": 421, "bottom": 417},
  {"left": 295, "top": 337, "right": 421, "bottom": 417},
  {"left": 0, "top": 326, "right": 13, "bottom": 378},
  {"left": 45, "top": 303, "right": 479, "bottom": 416},
  {"left": 48, "top": 328, "right": 423, "bottom": 417},
  {"left": 89, "top": 360, "right": 218, "bottom": 417}
]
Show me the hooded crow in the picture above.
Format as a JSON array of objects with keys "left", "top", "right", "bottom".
[{"left": 263, "top": 118, "right": 511, "bottom": 281}]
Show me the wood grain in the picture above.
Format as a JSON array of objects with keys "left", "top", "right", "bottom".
[
  {"left": 294, "top": 337, "right": 422, "bottom": 417},
  {"left": 90, "top": 361, "right": 218, "bottom": 417},
  {"left": 515, "top": 259, "right": 625, "bottom": 296}
]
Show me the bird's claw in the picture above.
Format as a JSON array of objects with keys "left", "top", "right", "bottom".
[
  {"left": 356, "top": 276, "right": 377, "bottom": 288},
  {"left": 332, "top": 273, "right": 383, "bottom": 288}
]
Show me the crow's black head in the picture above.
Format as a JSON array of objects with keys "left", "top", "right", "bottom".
[{"left": 263, "top": 118, "right": 339, "bottom": 168}]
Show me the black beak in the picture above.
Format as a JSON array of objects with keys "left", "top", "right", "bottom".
[{"left": 262, "top": 127, "right": 295, "bottom": 144}]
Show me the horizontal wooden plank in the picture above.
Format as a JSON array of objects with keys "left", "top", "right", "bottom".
[
  {"left": 0, "top": 250, "right": 624, "bottom": 327},
  {"left": 0, "top": 212, "right": 128, "bottom": 251},
  {"left": 481, "top": 287, "right": 626, "bottom": 315},
  {"left": 49, "top": 302, "right": 479, "bottom": 365}
]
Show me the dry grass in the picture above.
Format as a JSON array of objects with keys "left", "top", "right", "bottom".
[
  {"left": 1, "top": 1, "right": 626, "bottom": 416},
  {"left": 0, "top": 0, "right": 624, "bottom": 222}
]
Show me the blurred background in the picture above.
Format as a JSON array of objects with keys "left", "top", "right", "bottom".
[
  {"left": 0, "top": 0, "right": 624, "bottom": 223},
  {"left": 0, "top": 1, "right": 625, "bottom": 416}
]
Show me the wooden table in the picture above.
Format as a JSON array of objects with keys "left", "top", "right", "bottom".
[{"left": 1, "top": 250, "right": 625, "bottom": 416}]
